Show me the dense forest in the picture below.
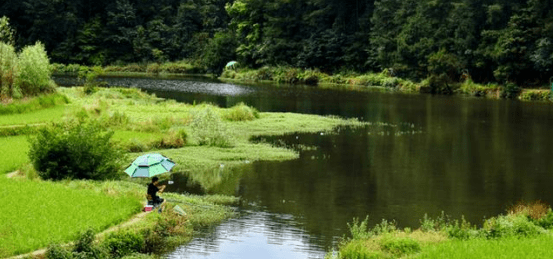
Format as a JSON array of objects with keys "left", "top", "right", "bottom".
[{"left": 1, "top": 0, "right": 552, "bottom": 86}]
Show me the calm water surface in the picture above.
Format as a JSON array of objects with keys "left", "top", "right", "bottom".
[{"left": 57, "top": 76, "right": 553, "bottom": 258}]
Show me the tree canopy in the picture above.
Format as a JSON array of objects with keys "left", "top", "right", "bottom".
[{"left": 2, "top": 0, "right": 552, "bottom": 85}]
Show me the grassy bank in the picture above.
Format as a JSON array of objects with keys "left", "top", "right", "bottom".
[
  {"left": 329, "top": 201, "right": 553, "bottom": 259},
  {"left": 221, "top": 66, "right": 553, "bottom": 102},
  {"left": 1, "top": 86, "right": 366, "bottom": 258}
]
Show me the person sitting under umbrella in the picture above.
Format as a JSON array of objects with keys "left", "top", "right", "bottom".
[{"left": 147, "top": 176, "right": 166, "bottom": 212}]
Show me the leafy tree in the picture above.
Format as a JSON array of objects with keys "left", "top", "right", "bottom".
[{"left": 0, "top": 16, "right": 15, "bottom": 45}]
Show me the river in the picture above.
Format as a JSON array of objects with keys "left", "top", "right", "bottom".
[{"left": 57, "top": 76, "right": 553, "bottom": 258}]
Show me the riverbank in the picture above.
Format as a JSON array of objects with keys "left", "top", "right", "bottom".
[
  {"left": 0, "top": 86, "right": 366, "bottom": 258},
  {"left": 51, "top": 62, "right": 553, "bottom": 103},
  {"left": 328, "top": 201, "right": 553, "bottom": 259}
]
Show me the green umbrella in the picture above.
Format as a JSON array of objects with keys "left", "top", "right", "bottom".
[{"left": 125, "top": 153, "right": 176, "bottom": 178}]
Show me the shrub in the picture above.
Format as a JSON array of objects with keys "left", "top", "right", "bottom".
[
  {"left": 28, "top": 120, "right": 124, "bottom": 180},
  {"left": 508, "top": 200, "right": 550, "bottom": 220},
  {"left": 379, "top": 236, "right": 421, "bottom": 256},
  {"left": 15, "top": 42, "right": 55, "bottom": 97},
  {"left": 348, "top": 216, "right": 372, "bottom": 240},
  {"left": 519, "top": 89, "right": 551, "bottom": 101},
  {"left": 146, "top": 63, "right": 161, "bottom": 74},
  {"left": 222, "top": 102, "right": 259, "bottom": 121},
  {"left": 482, "top": 214, "right": 545, "bottom": 238},
  {"left": 445, "top": 217, "right": 475, "bottom": 240},
  {"left": 501, "top": 82, "right": 521, "bottom": 99},
  {"left": 72, "top": 229, "right": 108, "bottom": 259},
  {"left": 535, "top": 209, "right": 553, "bottom": 229},
  {"left": 103, "top": 231, "right": 145, "bottom": 258},
  {"left": 190, "top": 106, "right": 234, "bottom": 147},
  {"left": 46, "top": 244, "right": 73, "bottom": 259}
]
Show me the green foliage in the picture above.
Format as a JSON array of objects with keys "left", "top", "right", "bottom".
[
  {"left": 482, "top": 214, "right": 545, "bottom": 238},
  {"left": 103, "top": 230, "right": 145, "bottom": 258},
  {"left": 348, "top": 217, "right": 372, "bottom": 240},
  {"left": 0, "top": 136, "right": 29, "bottom": 174},
  {"left": 0, "top": 42, "right": 18, "bottom": 97},
  {"left": 222, "top": 102, "right": 259, "bottom": 121},
  {"left": 535, "top": 209, "right": 553, "bottom": 229},
  {"left": 15, "top": 42, "right": 56, "bottom": 97},
  {"left": 46, "top": 244, "right": 73, "bottom": 259},
  {"left": 200, "top": 31, "right": 237, "bottom": 75},
  {"left": 190, "top": 106, "right": 234, "bottom": 147},
  {"left": 501, "top": 82, "right": 521, "bottom": 99},
  {"left": 0, "top": 93, "right": 68, "bottom": 116},
  {"left": 338, "top": 239, "right": 382, "bottom": 259},
  {"left": 379, "top": 236, "right": 421, "bottom": 256},
  {"left": 519, "top": 90, "right": 551, "bottom": 101},
  {"left": 0, "top": 16, "right": 15, "bottom": 45},
  {"left": 0, "top": 176, "right": 140, "bottom": 257},
  {"left": 28, "top": 120, "right": 124, "bottom": 180}
]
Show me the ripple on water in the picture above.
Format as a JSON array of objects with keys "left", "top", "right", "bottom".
[{"left": 167, "top": 210, "right": 327, "bottom": 259}]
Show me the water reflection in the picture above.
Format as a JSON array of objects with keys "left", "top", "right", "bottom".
[
  {"left": 53, "top": 76, "right": 553, "bottom": 257},
  {"left": 168, "top": 210, "right": 328, "bottom": 259}
]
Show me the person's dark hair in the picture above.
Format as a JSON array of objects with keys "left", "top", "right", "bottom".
[{"left": 152, "top": 176, "right": 159, "bottom": 183}]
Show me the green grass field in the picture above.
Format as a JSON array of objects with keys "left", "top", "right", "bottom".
[
  {"left": 0, "top": 177, "right": 141, "bottom": 257},
  {"left": 416, "top": 235, "right": 553, "bottom": 259},
  {"left": 0, "top": 136, "right": 29, "bottom": 174},
  {"left": 0, "top": 105, "right": 67, "bottom": 126}
]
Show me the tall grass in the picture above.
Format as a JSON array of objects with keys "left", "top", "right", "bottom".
[
  {"left": 0, "top": 177, "right": 141, "bottom": 257},
  {"left": 417, "top": 235, "right": 553, "bottom": 259},
  {"left": 0, "top": 93, "right": 68, "bottom": 115},
  {"left": 0, "top": 136, "right": 29, "bottom": 174},
  {"left": 0, "top": 105, "right": 66, "bottom": 125}
]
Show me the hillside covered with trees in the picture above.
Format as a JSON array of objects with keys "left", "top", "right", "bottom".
[{"left": 1, "top": 0, "right": 552, "bottom": 86}]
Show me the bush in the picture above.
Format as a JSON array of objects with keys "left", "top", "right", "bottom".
[
  {"left": 379, "top": 236, "right": 421, "bottom": 256},
  {"left": 28, "top": 120, "right": 124, "bottom": 180},
  {"left": 103, "top": 231, "right": 145, "bottom": 258},
  {"left": 190, "top": 106, "right": 234, "bottom": 147},
  {"left": 501, "top": 82, "right": 521, "bottom": 99},
  {"left": 482, "top": 214, "right": 545, "bottom": 238},
  {"left": 222, "top": 102, "right": 259, "bottom": 121},
  {"left": 46, "top": 244, "right": 73, "bottom": 259},
  {"left": 72, "top": 229, "right": 108, "bottom": 259},
  {"left": 15, "top": 42, "right": 55, "bottom": 96}
]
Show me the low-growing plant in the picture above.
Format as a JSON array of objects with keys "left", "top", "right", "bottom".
[
  {"left": 508, "top": 200, "right": 550, "bottom": 220},
  {"left": 45, "top": 243, "right": 73, "bottom": 259},
  {"left": 348, "top": 216, "right": 372, "bottom": 240},
  {"left": 379, "top": 236, "right": 421, "bottom": 256},
  {"left": 519, "top": 89, "right": 551, "bottom": 101},
  {"left": 371, "top": 219, "right": 397, "bottom": 236},
  {"left": 338, "top": 239, "right": 381, "bottom": 259},
  {"left": 501, "top": 82, "right": 521, "bottom": 99},
  {"left": 0, "top": 92, "right": 68, "bottom": 115},
  {"left": 103, "top": 230, "right": 145, "bottom": 258},
  {"left": 223, "top": 102, "right": 259, "bottom": 121},
  {"left": 482, "top": 214, "right": 545, "bottom": 238},
  {"left": 28, "top": 120, "right": 125, "bottom": 180}
]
